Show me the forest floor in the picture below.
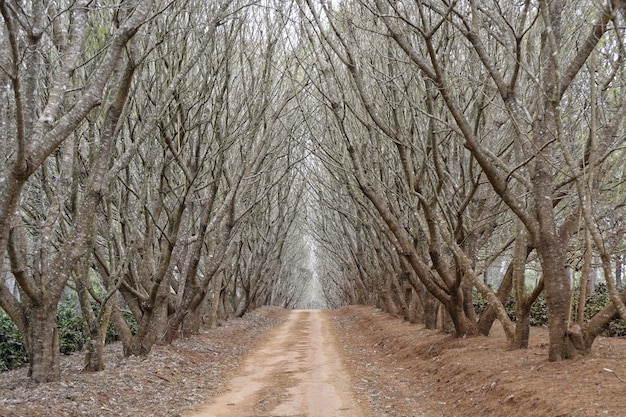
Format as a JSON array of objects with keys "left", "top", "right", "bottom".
[{"left": 1, "top": 306, "right": 626, "bottom": 417}]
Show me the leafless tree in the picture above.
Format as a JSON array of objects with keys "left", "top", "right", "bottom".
[
  {"left": 367, "top": 0, "right": 625, "bottom": 358},
  {"left": 0, "top": 0, "right": 157, "bottom": 382}
]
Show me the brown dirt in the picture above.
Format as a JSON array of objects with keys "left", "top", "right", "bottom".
[
  {"left": 0, "top": 308, "right": 286, "bottom": 417},
  {"left": 332, "top": 305, "right": 626, "bottom": 417},
  {"left": 1, "top": 306, "right": 625, "bottom": 417},
  {"left": 187, "top": 309, "right": 368, "bottom": 417}
]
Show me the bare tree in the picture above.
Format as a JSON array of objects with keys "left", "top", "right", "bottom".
[
  {"left": 371, "top": 0, "right": 626, "bottom": 359},
  {"left": 295, "top": 0, "right": 514, "bottom": 339},
  {"left": 292, "top": 0, "right": 625, "bottom": 361},
  {"left": 0, "top": 0, "right": 156, "bottom": 382}
]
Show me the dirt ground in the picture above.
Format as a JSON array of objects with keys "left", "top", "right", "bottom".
[
  {"left": 333, "top": 305, "right": 626, "bottom": 417},
  {"left": 1, "top": 306, "right": 626, "bottom": 417},
  {"left": 0, "top": 310, "right": 285, "bottom": 417},
  {"left": 187, "top": 309, "right": 368, "bottom": 417}
]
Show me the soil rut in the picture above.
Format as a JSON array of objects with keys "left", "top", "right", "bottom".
[{"left": 187, "top": 309, "right": 368, "bottom": 417}]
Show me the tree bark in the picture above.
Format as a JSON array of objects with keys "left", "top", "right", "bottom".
[{"left": 25, "top": 303, "right": 60, "bottom": 382}]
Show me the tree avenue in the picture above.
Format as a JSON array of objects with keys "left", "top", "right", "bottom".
[{"left": 0, "top": 0, "right": 624, "bottom": 383}]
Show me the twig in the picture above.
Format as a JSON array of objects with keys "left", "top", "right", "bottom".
[
  {"left": 604, "top": 368, "right": 626, "bottom": 383},
  {"left": 155, "top": 373, "right": 171, "bottom": 382}
]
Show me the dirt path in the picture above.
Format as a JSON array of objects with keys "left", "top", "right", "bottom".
[
  {"left": 187, "top": 309, "right": 369, "bottom": 417},
  {"left": 3, "top": 306, "right": 626, "bottom": 417}
]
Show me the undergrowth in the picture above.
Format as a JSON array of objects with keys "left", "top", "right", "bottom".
[
  {"left": 473, "top": 282, "right": 625, "bottom": 336},
  {"left": 1, "top": 299, "right": 137, "bottom": 372}
]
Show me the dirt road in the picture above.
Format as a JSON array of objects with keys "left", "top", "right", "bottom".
[
  {"left": 187, "top": 309, "right": 369, "bottom": 417},
  {"left": 3, "top": 306, "right": 626, "bottom": 417}
]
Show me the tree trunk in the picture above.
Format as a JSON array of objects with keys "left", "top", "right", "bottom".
[
  {"left": 391, "top": 273, "right": 411, "bottom": 321},
  {"left": 110, "top": 299, "right": 134, "bottom": 353},
  {"left": 514, "top": 304, "right": 531, "bottom": 349},
  {"left": 205, "top": 273, "right": 224, "bottom": 329},
  {"left": 537, "top": 235, "right": 576, "bottom": 360},
  {"left": 77, "top": 277, "right": 109, "bottom": 372},
  {"left": 165, "top": 218, "right": 234, "bottom": 341},
  {"left": 533, "top": 154, "right": 576, "bottom": 360},
  {"left": 422, "top": 295, "right": 439, "bottom": 330},
  {"left": 83, "top": 325, "right": 106, "bottom": 372},
  {"left": 616, "top": 255, "right": 623, "bottom": 290},
  {"left": 477, "top": 264, "right": 514, "bottom": 335},
  {"left": 25, "top": 304, "right": 60, "bottom": 383},
  {"left": 182, "top": 288, "right": 211, "bottom": 337},
  {"left": 127, "top": 297, "right": 168, "bottom": 356},
  {"left": 567, "top": 289, "right": 626, "bottom": 354},
  {"left": 447, "top": 288, "right": 479, "bottom": 337},
  {"left": 407, "top": 287, "right": 420, "bottom": 324},
  {"left": 380, "top": 273, "right": 399, "bottom": 315},
  {"left": 462, "top": 279, "right": 477, "bottom": 323}
]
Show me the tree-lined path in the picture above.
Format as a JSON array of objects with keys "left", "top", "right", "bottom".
[
  {"left": 188, "top": 310, "right": 368, "bottom": 417},
  {"left": 1, "top": 0, "right": 626, "bottom": 415}
]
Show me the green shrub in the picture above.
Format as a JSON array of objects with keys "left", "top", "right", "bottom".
[
  {"left": 57, "top": 299, "right": 85, "bottom": 355},
  {"left": 584, "top": 283, "right": 626, "bottom": 337},
  {"left": 472, "top": 289, "right": 516, "bottom": 321},
  {"left": 471, "top": 288, "right": 551, "bottom": 326},
  {"left": 57, "top": 299, "right": 138, "bottom": 353},
  {"left": 105, "top": 319, "right": 118, "bottom": 343},
  {"left": 473, "top": 283, "right": 626, "bottom": 336},
  {"left": 2, "top": 298, "right": 140, "bottom": 372},
  {"left": 0, "top": 309, "right": 28, "bottom": 371},
  {"left": 529, "top": 294, "right": 548, "bottom": 326},
  {"left": 472, "top": 288, "right": 490, "bottom": 316},
  {"left": 584, "top": 283, "right": 610, "bottom": 318}
]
